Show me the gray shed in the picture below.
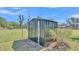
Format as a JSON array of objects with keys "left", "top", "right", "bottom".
[{"left": 28, "top": 18, "right": 58, "bottom": 46}]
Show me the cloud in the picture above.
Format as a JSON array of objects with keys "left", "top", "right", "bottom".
[
  {"left": 0, "top": 8, "right": 28, "bottom": 16},
  {"left": 12, "top": 7, "right": 22, "bottom": 10},
  {"left": 12, "top": 8, "right": 27, "bottom": 15},
  {"left": 0, "top": 9, "right": 18, "bottom": 15},
  {"left": 70, "top": 14, "right": 79, "bottom": 18}
]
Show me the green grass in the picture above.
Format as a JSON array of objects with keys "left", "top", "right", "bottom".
[
  {"left": 70, "top": 30, "right": 79, "bottom": 41},
  {"left": 0, "top": 29, "right": 79, "bottom": 51},
  {"left": 50, "top": 29, "right": 79, "bottom": 51},
  {"left": 65, "top": 29, "right": 79, "bottom": 51},
  {"left": 0, "top": 29, "right": 28, "bottom": 51}
]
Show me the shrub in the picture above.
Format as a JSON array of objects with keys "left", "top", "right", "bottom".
[{"left": 49, "top": 28, "right": 72, "bottom": 44}]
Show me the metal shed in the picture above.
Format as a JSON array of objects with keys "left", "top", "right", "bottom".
[{"left": 28, "top": 18, "right": 58, "bottom": 46}]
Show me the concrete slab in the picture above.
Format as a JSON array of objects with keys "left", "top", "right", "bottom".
[{"left": 12, "top": 39, "right": 44, "bottom": 51}]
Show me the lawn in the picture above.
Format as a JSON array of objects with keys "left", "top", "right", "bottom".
[
  {"left": 0, "top": 29, "right": 79, "bottom": 51},
  {"left": 0, "top": 29, "right": 28, "bottom": 51},
  {"left": 50, "top": 29, "right": 79, "bottom": 51},
  {"left": 66, "top": 29, "right": 79, "bottom": 51}
]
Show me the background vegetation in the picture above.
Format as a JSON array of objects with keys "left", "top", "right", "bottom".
[{"left": 0, "top": 16, "right": 79, "bottom": 51}]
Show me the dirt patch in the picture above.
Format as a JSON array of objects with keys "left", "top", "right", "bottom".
[{"left": 41, "top": 41, "right": 70, "bottom": 51}]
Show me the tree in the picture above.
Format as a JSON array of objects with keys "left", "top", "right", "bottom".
[
  {"left": 7, "top": 22, "right": 19, "bottom": 29},
  {"left": 59, "top": 23, "right": 67, "bottom": 28},
  {"left": 18, "top": 15, "right": 24, "bottom": 38},
  {"left": 66, "top": 17, "right": 79, "bottom": 28},
  {"left": 18, "top": 15, "right": 24, "bottom": 28},
  {"left": 0, "top": 17, "right": 7, "bottom": 28}
]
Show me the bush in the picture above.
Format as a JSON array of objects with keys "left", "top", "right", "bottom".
[{"left": 50, "top": 28, "right": 72, "bottom": 44}]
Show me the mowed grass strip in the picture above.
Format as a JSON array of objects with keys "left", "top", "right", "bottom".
[
  {"left": 65, "top": 29, "right": 79, "bottom": 50},
  {"left": 0, "top": 29, "right": 28, "bottom": 51}
]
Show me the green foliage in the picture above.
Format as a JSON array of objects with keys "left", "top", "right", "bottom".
[
  {"left": 0, "top": 17, "right": 7, "bottom": 24},
  {"left": 0, "top": 17, "right": 7, "bottom": 28},
  {"left": 50, "top": 28, "right": 72, "bottom": 43},
  {"left": 6, "top": 22, "right": 19, "bottom": 29},
  {"left": 8, "top": 22, "right": 19, "bottom": 28},
  {"left": 0, "top": 16, "right": 26, "bottom": 29}
]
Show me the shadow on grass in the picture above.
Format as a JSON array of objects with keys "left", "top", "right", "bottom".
[
  {"left": 70, "top": 36, "right": 79, "bottom": 41},
  {"left": 12, "top": 39, "right": 43, "bottom": 51}
]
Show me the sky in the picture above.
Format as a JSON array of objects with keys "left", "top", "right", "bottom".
[{"left": 0, "top": 7, "right": 79, "bottom": 23}]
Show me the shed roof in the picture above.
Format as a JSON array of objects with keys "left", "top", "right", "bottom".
[{"left": 29, "top": 18, "right": 58, "bottom": 23}]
